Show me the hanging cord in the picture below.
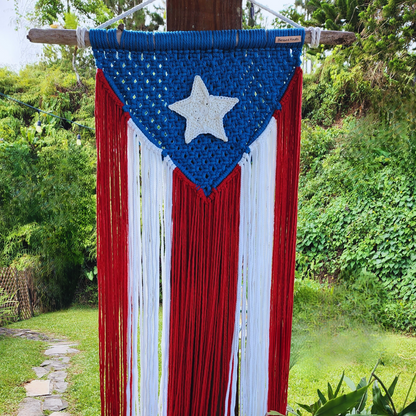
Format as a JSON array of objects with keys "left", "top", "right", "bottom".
[
  {"left": 75, "top": 0, "right": 321, "bottom": 48},
  {"left": 97, "top": 0, "right": 157, "bottom": 29},
  {"left": 76, "top": 26, "right": 88, "bottom": 48},
  {"left": 249, "top": 0, "right": 302, "bottom": 28},
  {"left": 76, "top": 0, "right": 157, "bottom": 47},
  {"left": 0, "top": 91, "right": 95, "bottom": 131},
  {"left": 308, "top": 27, "right": 322, "bottom": 48},
  {"left": 249, "top": 0, "right": 322, "bottom": 47}
]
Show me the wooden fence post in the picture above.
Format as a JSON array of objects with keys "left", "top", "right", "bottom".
[
  {"left": 26, "top": 269, "right": 34, "bottom": 318},
  {"left": 14, "top": 269, "right": 21, "bottom": 320}
]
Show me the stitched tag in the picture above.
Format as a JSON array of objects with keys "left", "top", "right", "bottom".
[{"left": 275, "top": 36, "right": 302, "bottom": 43}]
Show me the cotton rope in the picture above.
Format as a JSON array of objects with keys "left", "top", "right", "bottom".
[
  {"left": 76, "top": 26, "right": 87, "bottom": 48},
  {"left": 249, "top": 0, "right": 322, "bottom": 47},
  {"left": 250, "top": 0, "right": 302, "bottom": 28},
  {"left": 97, "top": 0, "right": 157, "bottom": 29},
  {"left": 127, "top": 118, "right": 175, "bottom": 416},
  {"left": 93, "top": 28, "right": 304, "bottom": 416},
  {"left": 308, "top": 26, "right": 322, "bottom": 48},
  {"left": 238, "top": 117, "right": 277, "bottom": 416},
  {"left": 77, "top": 0, "right": 321, "bottom": 49}
]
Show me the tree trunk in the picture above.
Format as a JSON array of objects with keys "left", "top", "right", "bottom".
[{"left": 166, "top": 0, "right": 242, "bottom": 31}]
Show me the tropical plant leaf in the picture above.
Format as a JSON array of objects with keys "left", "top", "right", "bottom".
[
  {"left": 287, "top": 405, "right": 300, "bottom": 416},
  {"left": 328, "top": 382, "right": 334, "bottom": 400},
  {"left": 388, "top": 376, "right": 399, "bottom": 398},
  {"left": 297, "top": 403, "right": 313, "bottom": 413},
  {"left": 334, "top": 373, "right": 345, "bottom": 398},
  {"left": 344, "top": 376, "right": 356, "bottom": 392},
  {"left": 318, "top": 389, "right": 328, "bottom": 405},
  {"left": 357, "top": 377, "right": 368, "bottom": 412},
  {"left": 372, "top": 381, "right": 394, "bottom": 416},
  {"left": 399, "top": 402, "right": 416, "bottom": 416},
  {"left": 357, "top": 378, "right": 367, "bottom": 389},
  {"left": 402, "top": 374, "right": 416, "bottom": 410},
  {"left": 315, "top": 385, "right": 369, "bottom": 416},
  {"left": 311, "top": 399, "right": 323, "bottom": 415}
]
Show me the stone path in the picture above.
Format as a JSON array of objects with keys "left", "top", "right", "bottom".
[{"left": 0, "top": 328, "right": 79, "bottom": 416}]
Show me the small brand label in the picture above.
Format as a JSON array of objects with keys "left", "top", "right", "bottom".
[{"left": 275, "top": 36, "right": 302, "bottom": 43}]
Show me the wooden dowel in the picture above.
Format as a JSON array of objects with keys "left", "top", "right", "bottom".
[{"left": 27, "top": 28, "right": 356, "bottom": 47}]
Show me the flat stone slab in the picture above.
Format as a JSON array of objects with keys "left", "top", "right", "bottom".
[
  {"left": 43, "top": 396, "right": 68, "bottom": 412},
  {"left": 32, "top": 366, "right": 49, "bottom": 378},
  {"left": 51, "top": 361, "right": 68, "bottom": 370},
  {"left": 48, "top": 371, "right": 67, "bottom": 382},
  {"left": 60, "top": 356, "right": 71, "bottom": 363},
  {"left": 53, "top": 381, "right": 68, "bottom": 393},
  {"left": 40, "top": 360, "right": 53, "bottom": 367},
  {"left": 0, "top": 328, "right": 50, "bottom": 341},
  {"left": 24, "top": 380, "right": 50, "bottom": 397},
  {"left": 17, "top": 398, "right": 43, "bottom": 416},
  {"left": 48, "top": 341, "right": 77, "bottom": 347},
  {"left": 44, "top": 346, "right": 79, "bottom": 356},
  {"left": 50, "top": 413, "right": 71, "bottom": 416}
]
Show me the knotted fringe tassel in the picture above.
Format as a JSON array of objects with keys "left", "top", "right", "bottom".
[
  {"left": 168, "top": 167, "right": 241, "bottom": 416},
  {"left": 237, "top": 116, "right": 278, "bottom": 416},
  {"left": 95, "top": 69, "right": 130, "bottom": 416},
  {"left": 228, "top": 68, "right": 303, "bottom": 416},
  {"left": 268, "top": 67, "right": 303, "bottom": 415},
  {"left": 95, "top": 65, "right": 302, "bottom": 416},
  {"left": 127, "top": 119, "right": 175, "bottom": 416}
]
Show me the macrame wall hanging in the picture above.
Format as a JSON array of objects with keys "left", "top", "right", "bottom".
[{"left": 90, "top": 27, "right": 304, "bottom": 416}]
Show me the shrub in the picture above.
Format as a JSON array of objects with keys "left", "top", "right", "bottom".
[{"left": 0, "top": 288, "right": 18, "bottom": 325}]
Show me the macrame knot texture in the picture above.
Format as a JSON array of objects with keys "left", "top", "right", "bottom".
[
  {"left": 91, "top": 28, "right": 305, "bottom": 416},
  {"left": 90, "top": 28, "right": 304, "bottom": 195}
]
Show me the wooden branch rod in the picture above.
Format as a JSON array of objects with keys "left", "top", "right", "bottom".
[{"left": 27, "top": 28, "right": 356, "bottom": 47}]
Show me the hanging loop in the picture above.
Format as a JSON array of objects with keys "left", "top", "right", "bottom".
[
  {"left": 76, "top": 27, "right": 88, "bottom": 48},
  {"left": 308, "top": 27, "right": 322, "bottom": 48}
]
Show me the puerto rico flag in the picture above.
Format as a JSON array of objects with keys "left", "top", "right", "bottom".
[{"left": 90, "top": 28, "right": 304, "bottom": 416}]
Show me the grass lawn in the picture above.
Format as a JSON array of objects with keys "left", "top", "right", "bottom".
[
  {"left": 288, "top": 328, "right": 416, "bottom": 411},
  {"left": 0, "top": 335, "right": 45, "bottom": 415},
  {"left": 7, "top": 307, "right": 100, "bottom": 416},
  {"left": 2, "top": 301, "right": 416, "bottom": 416}
]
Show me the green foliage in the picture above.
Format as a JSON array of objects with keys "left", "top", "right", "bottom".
[
  {"left": 25, "top": 0, "right": 164, "bottom": 32},
  {"left": 296, "top": 0, "right": 416, "bottom": 123},
  {"left": 296, "top": 102, "right": 416, "bottom": 332},
  {"left": 292, "top": 274, "right": 385, "bottom": 332},
  {"left": 242, "top": 1, "right": 266, "bottom": 29},
  {"left": 0, "top": 288, "right": 18, "bottom": 325},
  {"left": 64, "top": 11, "right": 79, "bottom": 29},
  {"left": 102, "top": 0, "right": 164, "bottom": 31},
  {"left": 0, "top": 62, "right": 96, "bottom": 309},
  {"left": 307, "top": 0, "right": 367, "bottom": 32},
  {"left": 29, "top": 0, "right": 112, "bottom": 26},
  {"left": 302, "top": 56, "right": 374, "bottom": 126},
  {"left": 285, "top": 363, "right": 416, "bottom": 416}
]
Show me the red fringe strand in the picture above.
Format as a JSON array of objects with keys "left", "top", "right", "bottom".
[
  {"left": 168, "top": 167, "right": 241, "bottom": 416},
  {"left": 268, "top": 67, "right": 303, "bottom": 414},
  {"left": 96, "top": 69, "right": 130, "bottom": 416}
]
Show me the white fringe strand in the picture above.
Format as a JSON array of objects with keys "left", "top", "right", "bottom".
[
  {"left": 127, "top": 119, "right": 174, "bottom": 416},
  {"left": 128, "top": 115, "right": 277, "bottom": 416},
  {"left": 235, "top": 117, "right": 278, "bottom": 416},
  {"left": 127, "top": 121, "right": 141, "bottom": 416}
]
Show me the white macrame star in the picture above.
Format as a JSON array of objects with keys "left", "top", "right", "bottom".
[{"left": 168, "top": 75, "right": 239, "bottom": 144}]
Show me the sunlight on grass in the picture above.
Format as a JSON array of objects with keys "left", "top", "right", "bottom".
[
  {"left": 0, "top": 336, "right": 45, "bottom": 415},
  {"left": 288, "top": 328, "right": 416, "bottom": 410},
  {"left": 5, "top": 304, "right": 416, "bottom": 416},
  {"left": 8, "top": 306, "right": 100, "bottom": 416}
]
